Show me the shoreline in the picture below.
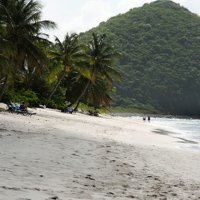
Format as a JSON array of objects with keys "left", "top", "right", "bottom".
[
  {"left": 0, "top": 108, "right": 200, "bottom": 199},
  {"left": 110, "top": 113, "right": 200, "bottom": 151},
  {"left": 110, "top": 111, "right": 200, "bottom": 120}
]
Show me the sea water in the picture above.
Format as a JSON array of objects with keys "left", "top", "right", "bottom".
[{"left": 130, "top": 115, "right": 200, "bottom": 150}]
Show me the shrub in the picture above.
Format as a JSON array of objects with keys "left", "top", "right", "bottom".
[{"left": 3, "top": 89, "right": 39, "bottom": 107}]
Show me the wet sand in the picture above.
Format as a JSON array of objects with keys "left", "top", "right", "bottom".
[{"left": 0, "top": 108, "right": 200, "bottom": 200}]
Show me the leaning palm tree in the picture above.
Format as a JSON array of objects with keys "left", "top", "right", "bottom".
[
  {"left": 84, "top": 77, "right": 113, "bottom": 109},
  {"left": 46, "top": 33, "right": 88, "bottom": 105},
  {"left": 68, "top": 74, "right": 113, "bottom": 111},
  {"left": 0, "top": 0, "right": 56, "bottom": 98},
  {"left": 72, "top": 32, "right": 120, "bottom": 110}
]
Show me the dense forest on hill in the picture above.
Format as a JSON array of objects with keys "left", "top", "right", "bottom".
[{"left": 80, "top": 0, "right": 200, "bottom": 116}]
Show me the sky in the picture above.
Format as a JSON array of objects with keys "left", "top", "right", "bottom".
[{"left": 41, "top": 0, "right": 200, "bottom": 40}]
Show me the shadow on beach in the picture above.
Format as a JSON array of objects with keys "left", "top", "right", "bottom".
[{"left": 153, "top": 128, "right": 199, "bottom": 145}]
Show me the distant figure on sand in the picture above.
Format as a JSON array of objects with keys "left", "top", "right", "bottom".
[
  {"left": 147, "top": 116, "right": 150, "bottom": 122},
  {"left": 20, "top": 101, "right": 27, "bottom": 111},
  {"left": 68, "top": 107, "right": 73, "bottom": 114},
  {"left": 143, "top": 116, "right": 146, "bottom": 121}
]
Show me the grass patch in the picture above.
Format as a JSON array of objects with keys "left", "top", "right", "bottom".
[{"left": 110, "top": 105, "right": 161, "bottom": 114}]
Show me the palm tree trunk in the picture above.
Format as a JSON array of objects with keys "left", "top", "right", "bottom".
[
  {"left": 70, "top": 66, "right": 96, "bottom": 108},
  {"left": 46, "top": 72, "right": 66, "bottom": 106},
  {"left": 71, "top": 79, "right": 91, "bottom": 108},
  {"left": 0, "top": 75, "right": 8, "bottom": 101},
  {"left": 73, "top": 100, "right": 80, "bottom": 112}
]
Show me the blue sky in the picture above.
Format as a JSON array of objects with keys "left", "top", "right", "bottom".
[{"left": 41, "top": 0, "right": 200, "bottom": 40}]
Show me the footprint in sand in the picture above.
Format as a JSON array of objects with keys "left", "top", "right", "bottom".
[
  {"left": 85, "top": 174, "right": 95, "bottom": 180},
  {"left": 1, "top": 186, "right": 21, "bottom": 191},
  {"left": 107, "top": 192, "right": 115, "bottom": 195},
  {"left": 48, "top": 196, "right": 59, "bottom": 200},
  {"left": 126, "top": 195, "right": 135, "bottom": 198},
  {"left": 126, "top": 172, "right": 133, "bottom": 176},
  {"left": 71, "top": 153, "right": 79, "bottom": 157}
]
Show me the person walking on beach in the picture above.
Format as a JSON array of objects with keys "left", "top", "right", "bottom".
[
  {"left": 143, "top": 116, "right": 146, "bottom": 121},
  {"left": 147, "top": 116, "right": 150, "bottom": 122}
]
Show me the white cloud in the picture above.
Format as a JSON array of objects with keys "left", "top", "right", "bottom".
[
  {"left": 67, "top": 0, "right": 112, "bottom": 33},
  {"left": 41, "top": 0, "right": 200, "bottom": 41},
  {"left": 116, "top": 0, "right": 154, "bottom": 13},
  {"left": 59, "top": 0, "right": 156, "bottom": 37}
]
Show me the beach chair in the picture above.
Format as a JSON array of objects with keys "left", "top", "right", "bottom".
[
  {"left": 61, "top": 107, "right": 73, "bottom": 114},
  {"left": 7, "top": 102, "right": 22, "bottom": 114},
  {"left": 7, "top": 102, "right": 36, "bottom": 116},
  {"left": 67, "top": 107, "right": 73, "bottom": 114},
  {"left": 18, "top": 103, "right": 36, "bottom": 116}
]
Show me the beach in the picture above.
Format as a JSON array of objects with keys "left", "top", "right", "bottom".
[{"left": 0, "top": 108, "right": 200, "bottom": 200}]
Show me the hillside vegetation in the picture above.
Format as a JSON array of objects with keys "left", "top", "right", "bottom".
[{"left": 80, "top": 0, "right": 200, "bottom": 116}]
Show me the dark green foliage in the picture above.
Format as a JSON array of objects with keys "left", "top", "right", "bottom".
[
  {"left": 0, "top": 1, "right": 119, "bottom": 111},
  {"left": 3, "top": 89, "right": 39, "bottom": 106},
  {"left": 80, "top": 0, "right": 200, "bottom": 116},
  {"left": 66, "top": 33, "right": 120, "bottom": 110}
]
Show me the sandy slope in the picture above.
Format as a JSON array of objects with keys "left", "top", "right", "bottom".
[{"left": 0, "top": 108, "right": 200, "bottom": 200}]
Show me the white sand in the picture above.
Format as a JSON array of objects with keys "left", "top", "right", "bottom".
[{"left": 0, "top": 108, "right": 200, "bottom": 200}]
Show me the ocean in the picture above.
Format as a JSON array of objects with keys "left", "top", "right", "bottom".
[{"left": 130, "top": 115, "right": 200, "bottom": 150}]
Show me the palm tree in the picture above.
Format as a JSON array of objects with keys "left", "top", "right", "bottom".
[
  {"left": 0, "top": 32, "right": 10, "bottom": 101},
  {"left": 0, "top": 54, "right": 9, "bottom": 101},
  {"left": 18, "top": 39, "right": 52, "bottom": 90},
  {"left": 72, "top": 32, "right": 120, "bottom": 110},
  {"left": 0, "top": 0, "right": 56, "bottom": 98},
  {"left": 67, "top": 74, "right": 113, "bottom": 111},
  {"left": 46, "top": 33, "right": 88, "bottom": 105},
  {"left": 84, "top": 78, "right": 113, "bottom": 108}
]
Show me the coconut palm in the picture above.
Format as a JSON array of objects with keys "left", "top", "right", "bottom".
[
  {"left": 0, "top": 0, "right": 56, "bottom": 98},
  {"left": 66, "top": 74, "right": 113, "bottom": 111},
  {"left": 46, "top": 33, "right": 88, "bottom": 105},
  {"left": 72, "top": 32, "right": 120, "bottom": 110},
  {"left": 0, "top": 54, "right": 9, "bottom": 101},
  {"left": 0, "top": 32, "right": 11, "bottom": 101}
]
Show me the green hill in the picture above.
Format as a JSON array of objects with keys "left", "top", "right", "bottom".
[{"left": 80, "top": 0, "right": 200, "bottom": 116}]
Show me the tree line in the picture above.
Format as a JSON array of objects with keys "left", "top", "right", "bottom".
[{"left": 0, "top": 0, "right": 120, "bottom": 112}]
